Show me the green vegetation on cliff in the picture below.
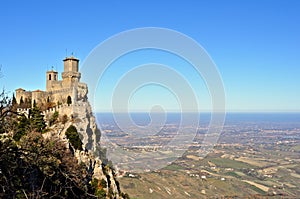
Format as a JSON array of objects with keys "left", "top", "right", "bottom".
[
  {"left": 0, "top": 89, "right": 129, "bottom": 198},
  {"left": 66, "top": 125, "right": 83, "bottom": 150},
  {"left": 0, "top": 132, "right": 91, "bottom": 198}
]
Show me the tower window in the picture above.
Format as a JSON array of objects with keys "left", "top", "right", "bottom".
[
  {"left": 49, "top": 74, "right": 51, "bottom": 80},
  {"left": 54, "top": 74, "right": 57, "bottom": 80},
  {"left": 67, "top": 96, "right": 72, "bottom": 105}
]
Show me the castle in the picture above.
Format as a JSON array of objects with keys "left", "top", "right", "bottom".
[
  {"left": 15, "top": 56, "right": 88, "bottom": 108},
  {"left": 15, "top": 56, "right": 99, "bottom": 151}
]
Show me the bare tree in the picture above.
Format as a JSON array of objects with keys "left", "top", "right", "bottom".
[{"left": 0, "top": 89, "right": 20, "bottom": 134}]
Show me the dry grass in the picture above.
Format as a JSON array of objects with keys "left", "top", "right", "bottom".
[{"left": 242, "top": 180, "right": 269, "bottom": 192}]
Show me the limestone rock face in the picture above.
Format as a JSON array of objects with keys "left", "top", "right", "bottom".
[
  {"left": 72, "top": 100, "right": 99, "bottom": 151},
  {"left": 45, "top": 100, "right": 125, "bottom": 199},
  {"left": 75, "top": 150, "right": 122, "bottom": 199},
  {"left": 43, "top": 100, "right": 99, "bottom": 151},
  {"left": 71, "top": 100, "right": 123, "bottom": 197}
]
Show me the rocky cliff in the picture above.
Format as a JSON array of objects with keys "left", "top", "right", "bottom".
[{"left": 44, "top": 99, "right": 126, "bottom": 199}]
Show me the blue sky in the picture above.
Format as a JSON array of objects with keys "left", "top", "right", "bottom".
[{"left": 0, "top": 0, "right": 299, "bottom": 112}]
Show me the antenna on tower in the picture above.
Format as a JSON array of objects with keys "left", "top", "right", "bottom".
[{"left": 66, "top": 49, "right": 68, "bottom": 57}]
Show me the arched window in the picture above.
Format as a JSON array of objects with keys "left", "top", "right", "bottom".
[
  {"left": 49, "top": 74, "right": 51, "bottom": 80},
  {"left": 54, "top": 74, "right": 57, "bottom": 80},
  {"left": 67, "top": 96, "right": 72, "bottom": 105}
]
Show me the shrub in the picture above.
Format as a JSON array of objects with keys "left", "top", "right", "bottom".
[
  {"left": 30, "top": 106, "right": 46, "bottom": 132},
  {"left": 49, "top": 111, "right": 59, "bottom": 126},
  {"left": 61, "top": 114, "right": 68, "bottom": 124},
  {"left": 13, "top": 116, "right": 30, "bottom": 141},
  {"left": 65, "top": 125, "right": 83, "bottom": 150}
]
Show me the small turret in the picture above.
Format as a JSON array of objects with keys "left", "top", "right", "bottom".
[{"left": 46, "top": 69, "right": 58, "bottom": 91}]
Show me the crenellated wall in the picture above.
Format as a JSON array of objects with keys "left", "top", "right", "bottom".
[{"left": 42, "top": 102, "right": 87, "bottom": 118}]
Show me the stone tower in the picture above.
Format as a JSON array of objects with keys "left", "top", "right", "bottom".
[
  {"left": 46, "top": 69, "right": 58, "bottom": 91},
  {"left": 62, "top": 56, "right": 81, "bottom": 87}
]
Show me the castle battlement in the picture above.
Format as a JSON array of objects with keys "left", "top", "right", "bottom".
[
  {"left": 16, "top": 108, "right": 31, "bottom": 117},
  {"left": 42, "top": 102, "right": 87, "bottom": 116}
]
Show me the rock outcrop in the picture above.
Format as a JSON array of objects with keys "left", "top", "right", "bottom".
[{"left": 44, "top": 99, "right": 125, "bottom": 199}]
